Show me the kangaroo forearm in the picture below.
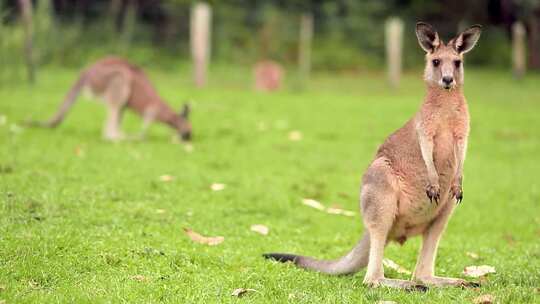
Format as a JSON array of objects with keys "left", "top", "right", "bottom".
[
  {"left": 454, "top": 138, "right": 468, "bottom": 182},
  {"left": 416, "top": 124, "right": 439, "bottom": 183}
]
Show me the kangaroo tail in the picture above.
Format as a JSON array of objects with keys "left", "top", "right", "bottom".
[
  {"left": 31, "top": 72, "right": 88, "bottom": 128},
  {"left": 263, "top": 232, "right": 370, "bottom": 275}
]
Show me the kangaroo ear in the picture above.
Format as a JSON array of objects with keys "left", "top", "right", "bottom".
[
  {"left": 452, "top": 25, "right": 482, "bottom": 54},
  {"left": 180, "top": 103, "right": 190, "bottom": 119},
  {"left": 416, "top": 22, "right": 440, "bottom": 53}
]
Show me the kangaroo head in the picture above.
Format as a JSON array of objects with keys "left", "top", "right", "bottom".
[
  {"left": 177, "top": 103, "right": 192, "bottom": 141},
  {"left": 416, "top": 22, "right": 481, "bottom": 90}
]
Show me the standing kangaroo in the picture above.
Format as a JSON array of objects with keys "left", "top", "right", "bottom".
[
  {"left": 264, "top": 23, "right": 482, "bottom": 290},
  {"left": 32, "top": 57, "right": 192, "bottom": 141}
]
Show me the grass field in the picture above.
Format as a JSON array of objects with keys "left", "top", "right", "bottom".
[{"left": 1, "top": 66, "right": 539, "bottom": 303}]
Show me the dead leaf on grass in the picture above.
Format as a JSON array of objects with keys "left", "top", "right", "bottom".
[
  {"left": 159, "top": 175, "right": 174, "bottom": 182},
  {"left": 302, "top": 199, "right": 356, "bottom": 217},
  {"left": 250, "top": 224, "right": 269, "bottom": 235},
  {"left": 302, "top": 198, "right": 325, "bottom": 210},
  {"left": 288, "top": 130, "right": 303, "bottom": 141},
  {"left": 132, "top": 275, "right": 147, "bottom": 282},
  {"left": 28, "top": 280, "right": 40, "bottom": 289},
  {"left": 473, "top": 294, "right": 495, "bottom": 304},
  {"left": 383, "top": 258, "right": 411, "bottom": 275},
  {"left": 211, "top": 183, "right": 226, "bottom": 191},
  {"left": 184, "top": 143, "right": 194, "bottom": 153},
  {"left": 466, "top": 252, "right": 480, "bottom": 260},
  {"left": 463, "top": 265, "right": 496, "bottom": 278},
  {"left": 326, "top": 206, "right": 355, "bottom": 217},
  {"left": 183, "top": 228, "right": 224, "bottom": 246},
  {"left": 74, "top": 146, "right": 85, "bottom": 158},
  {"left": 231, "top": 288, "right": 257, "bottom": 297}
]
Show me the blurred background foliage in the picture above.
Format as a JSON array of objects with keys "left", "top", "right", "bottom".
[{"left": 0, "top": 0, "right": 539, "bottom": 83}]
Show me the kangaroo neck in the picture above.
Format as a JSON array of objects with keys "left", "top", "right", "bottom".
[{"left": 423, "top": 84, "right": 466, "bottom": 109}]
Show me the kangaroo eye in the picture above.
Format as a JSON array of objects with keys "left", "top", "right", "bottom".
[
  {"left": 454, "top": 60, "right": 461, "bottom": 68},
  {"left": 432, "top": 59, "right": 440, "bottom": 67}
]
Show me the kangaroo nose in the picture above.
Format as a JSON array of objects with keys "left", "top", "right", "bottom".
[{"left": 442, "top": 76, "right": 454, "bottom": 85}]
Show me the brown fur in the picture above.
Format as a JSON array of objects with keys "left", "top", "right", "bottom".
[
  {"left": 33, "top": 57, "right": 192, "bottom": 141},
  {"left": 264, "top": 23, "right": 482, "bottom": 290}
]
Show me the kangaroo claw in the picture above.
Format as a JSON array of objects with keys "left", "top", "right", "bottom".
[
  {"left": 426, "top": 184, "right": 440, "bottom": 204},
  {"left": 451, "top": 184, "right": 463, "bottom": 204}
]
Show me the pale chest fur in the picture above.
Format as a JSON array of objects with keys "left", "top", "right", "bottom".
[
  {"left": 428, "top": 98, "right": 469, "bottom": 180},
  {"left": 390, "top": 94, "right": 469, "bottom": 242}
]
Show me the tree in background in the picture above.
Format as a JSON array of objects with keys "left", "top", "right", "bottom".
[{"left": 18, "top": 0, "right": 35, "bottom": 83}]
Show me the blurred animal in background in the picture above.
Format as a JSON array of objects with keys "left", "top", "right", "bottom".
[
  {"left": 29, "top": 57, "right": 192, "bottom": 141},
  {"left": 253, "top": 60, "right": 284, "bottom": 92},
  {"left": 264, "top": 22, "right": 482, "bottom": 290}
]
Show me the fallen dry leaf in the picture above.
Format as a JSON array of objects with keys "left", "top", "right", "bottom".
[
  {"left": 383, "top": 258, "right": 412, "bottom": 275},
  {"left": 326, "top": 207, "right": 356, "bottom": 217},
  {"left": 288, "top": 130, "right": 303, "bottom": 141},
  {"left": 211, "top": 183, "right": 226, "bottom": 191},
  {"left": 231, "top": 288, "right": 257, "bottom": 297},
  {"left": 466, "top": 252, "right": 480, "bottom": 260},
  {"left": 473, "top": 294, "right": 495, "bottom": 304},
  {"left": 463, "top": 265, "right": 496, "bottom": 278},
  {"left": 302, "top": 199, "right": 356, "bottom": 217},
  {"left": 159, "top": 175, "right": 174, "bottom": 182},
  {"left": 28, "top": 280, "right": 40, "bottom": 289},
  {"left": 132, "top": 275, "right": 147, "bottom": 282},
  {"left": 184, "top": 143, "right": 194, "bottom": 153},
  {"left": 74, "top": 146, "right": 85, "bottom": 158},
  {"left": 183, "top": 228, "right": 224, "bottom": 246},
  {"left": 302, "top": 198, "right": 325, "bottom": 210},
  {"left": 250, "top": 224, "right": 269, "bottom": 235}
]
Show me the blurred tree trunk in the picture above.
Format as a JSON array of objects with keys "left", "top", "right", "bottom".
[
  {"left": 528, "top": 14, "right": 540, "bottom": 69},
  {"left": 190, "top": 2, "right": 211, "bottom": 87},
  {"left": 108, "top": 0, "right": 122, "bottom": 32},
  {"left": 298, "top": 13, "right": 313, "bottom": 84},
  {"left": 121, "top": 0, "right": 137, "bottom": 50},
  {"left": 18, "top": 0, "right": 35, "bottom": 84}
]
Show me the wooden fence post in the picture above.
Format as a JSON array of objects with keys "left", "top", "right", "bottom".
[
  {"left": 298, "top": 13, "right": 313, "bottom": 84},
  {"left": 512, "top": 21, "right": 526, "bottom": 79},
  {"left": 190, "top": 2, "right": 212, "bottom": 88},
  {"left": 385, "top": 17, "right": 403, "bottom": 88},
  {"left": 18, "top": 0, "right": 35, "bottom": 84}
]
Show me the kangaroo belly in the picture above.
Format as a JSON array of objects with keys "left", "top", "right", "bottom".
[{"left": 390, "top": 138, "right": 458, "bottom": 243}]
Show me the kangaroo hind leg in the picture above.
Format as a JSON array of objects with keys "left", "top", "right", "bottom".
[
  {"left": 361, "top": 158, "right": 427, "bottom": 291},
  {"left": 102, "top": 74, "right": 130, "bottom": 141}
]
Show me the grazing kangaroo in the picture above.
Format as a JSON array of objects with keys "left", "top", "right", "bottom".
[
  {"left": 264, "top": 23, "right": 482, "bottom": 290},
  {"left": 31, "top": 57, "right": 192, "bottom": 141}
]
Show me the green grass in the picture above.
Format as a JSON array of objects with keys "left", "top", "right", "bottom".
[{"left": 1, "top": 66, "right": 539, "bottom": 303}]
